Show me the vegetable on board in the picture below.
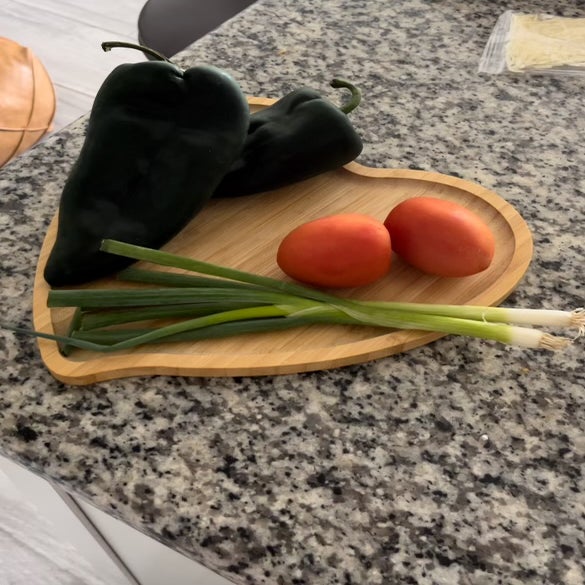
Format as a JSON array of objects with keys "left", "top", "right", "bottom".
[
  {"left": 277, "top": 213, "right": 392, "bottom": 288},
  {"left": 384, "top": 197, "right": 496, "bottom": 277},
  {"left": 3, "top": 240, "right": 582, "bottom": 355},
  {"left": 43, "top": 41, "right": 250, "bottom": 287},
  {"left": 212, "top": 79, "right": 363, "bottom": 198}
]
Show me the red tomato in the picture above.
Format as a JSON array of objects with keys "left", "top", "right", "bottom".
[
  {"left": 384, "top": 197, "right": 495, "bottom": 277},
  {"left": 277, "top": 213, "right": 392, "bottom": 288}
]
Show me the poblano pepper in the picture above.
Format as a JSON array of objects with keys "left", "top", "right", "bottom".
[
  {"left": 44, "top": 42, "right": 249, "bottom": 287},
  {"left": 212, "top": 79, "right": 363, "bottom": 198}
]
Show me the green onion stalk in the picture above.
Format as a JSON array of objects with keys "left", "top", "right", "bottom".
[{"left": 1, "top": 239, "right": 582, "bottom": 354}]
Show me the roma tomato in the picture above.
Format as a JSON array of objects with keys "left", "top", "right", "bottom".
[
  {"left": 384, "top": 197, "right": 495, "bottom": 277},
  {"left": 277, "top": 213, "right": 392, "bottom": 288}
]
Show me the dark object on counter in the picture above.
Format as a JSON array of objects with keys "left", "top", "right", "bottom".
[
  {"left": 138, "top": 0, "right": 258, "bottom": 58},
  {"left": 43, "top": 41, "right": 249, "bottom": 287},
  {"left": 213, "top": 79, "right": 364, "bottom": 198}
]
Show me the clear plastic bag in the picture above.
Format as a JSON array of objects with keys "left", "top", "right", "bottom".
[{"left": 478, "top": 10, "right": 585, "bottom": 75}]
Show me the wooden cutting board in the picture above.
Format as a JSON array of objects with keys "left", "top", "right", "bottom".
[{"left": 32, "top": 98, "right": 533, "bottom": 385}]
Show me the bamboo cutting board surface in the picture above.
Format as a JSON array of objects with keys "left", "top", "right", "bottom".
[{"left": 33, "top": 98, "right": 533, "bottom": 385}]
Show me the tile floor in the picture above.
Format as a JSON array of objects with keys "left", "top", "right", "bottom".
[{"left": 0, "top": 469, "right": 112, "bottom": 585}]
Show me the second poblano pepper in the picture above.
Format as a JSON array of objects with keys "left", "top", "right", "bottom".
[
  {"left": 213, "top": 79, "right": 363, "bottom": 198},
  {"left": 44, "top": 42, "right": 249, "bottom": 287}
]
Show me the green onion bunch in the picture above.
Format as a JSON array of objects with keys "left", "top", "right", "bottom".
[{"left": 3, "top": 239, "right": 583, "bottom": 354}]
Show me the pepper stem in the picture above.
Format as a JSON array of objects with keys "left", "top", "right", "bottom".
[
  {"left": 101, "top": 41, "right": 174, "bottom": 64},
  {"left": 330, "top": 78, "right": 362, "bottom": 114}
]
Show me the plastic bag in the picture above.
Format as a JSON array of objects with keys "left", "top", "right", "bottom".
[{"left": 478, "top": 10, "right": 585, "bottom": 75}]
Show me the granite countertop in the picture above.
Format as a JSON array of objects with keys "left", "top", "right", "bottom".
[{"left": 1, "top": 1, "right": 584, "bottom": 584}]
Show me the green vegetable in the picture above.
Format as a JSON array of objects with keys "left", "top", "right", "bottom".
[
  {"left": 5, "top": 240, "right": 581, "bottom": 355},
  {"left": 213, "top": 79, "right": 363, "bottom": 198},
  {"left": 43, "top": 41, "right": 249, "bottom": 287}
]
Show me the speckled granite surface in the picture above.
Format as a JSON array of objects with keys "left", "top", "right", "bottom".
[{"left": 1, "top": 1, "right": 584, "bottom": 584}]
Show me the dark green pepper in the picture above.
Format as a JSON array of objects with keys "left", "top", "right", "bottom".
[
  {"left": 212, "top": 79, "right": 363, "bottom": 198},
  {"left": 44, "top": 42, "right": 249, "bottom": 287}
]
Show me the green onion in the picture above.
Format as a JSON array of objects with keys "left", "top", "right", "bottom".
[
  {"left": 2, "top": 239, "right": 580, "bottom": 356},
  {"left": 78, "top": 301, "right": 266, "bottom": 330},
  {"left": 112, "top": 265, "right": 585, "bottom": 339},
  {"left": 115, "top": 265, "right": 585, "bottom": 336},
  {"left": 2, "top": 304, "right": 354, "bottom": 353},
  {"left": 116, "top": 267, "right": 263, "bottom": 290},
  {"left": 47, "top": 287, "right": 307, "bottom": 309},
  {"left": 335, "top": 304, "right": 572, "bottom": 350},
  {"left": 71, "top": 313, "right": 358, "bottom": 345},
  {"left": 72, "top": 305, "right": 294, "bottom": 352},
  {"left": 99, "top": 239, "right": 353, "bottom": 305},
  {"left": 363, "top": 301, "right": 584, "bottom": 331}
]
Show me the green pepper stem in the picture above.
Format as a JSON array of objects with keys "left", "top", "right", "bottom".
[
  {"left": 330, "top": 78, "right": 362, "bottom": 114},
  {"left": 101, "top": 41, "right": 173, "bottom": 64}
]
